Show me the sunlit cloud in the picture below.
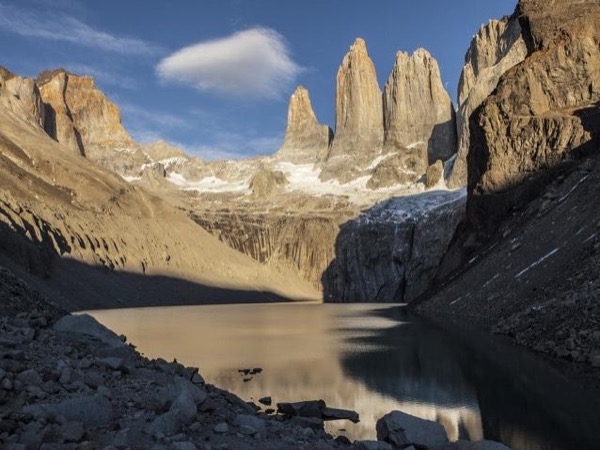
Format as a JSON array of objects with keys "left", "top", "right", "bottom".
[{"left": 156, "top": 27, "right": 303, "bottom": 99}]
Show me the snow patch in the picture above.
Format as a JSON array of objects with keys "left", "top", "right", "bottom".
[
  {"left": 515, "top": 248, "right": 559, "bottom": 279},
  {"left": 167, "top": 172, "right": 249, "bottom": 193}
]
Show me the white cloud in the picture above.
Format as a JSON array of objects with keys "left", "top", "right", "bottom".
[
  {"left": 0, "top": 3, "right": 161, "bottom": 56},
  {"left": 156, "top": 27, "right": 302, "bottom": 99}
]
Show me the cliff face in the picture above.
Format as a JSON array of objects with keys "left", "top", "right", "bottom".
[
  {"left": 275, "top": 86, "right": 332, "bottom": 164},
  {"left": 468, "top": 0, "right": 600, "bottom": 229},
  {"left": 193, "top": 212, "right": 345, "bottom": 289},
  {"left": 37, "top": 69, "right": 136, "bottom": 159},
  {"left": 448, "top": 16, "right": 528, "bottom": 188},
  {"left": 322, "top": 191, "right": 466, "bottom": 303},
  {"left": 0, "top": 70, "right": 45, "bottom": 129},
  {"left": 383, "top": 49, "right": 457, "bottom": 163},
  {"left": 320, "top": 38, "right": 384, "bottom": 182}
]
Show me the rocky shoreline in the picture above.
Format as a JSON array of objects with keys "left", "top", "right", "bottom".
[{"left": 0, "top": 267, "right": 511, "bottom": 450}]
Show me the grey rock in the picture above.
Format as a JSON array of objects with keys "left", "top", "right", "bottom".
[
  {"left": 277, "top": 400, "right": 325, "bottom": 418},
  {"left": 289, "top": 416, "right": 324, "bottom": 430},
  {"left": 2, "top": 378, "right": 13, "bottom": 390},
  {"left": 321, "top": 406, "right": 359, "bottom": 423},
  {"left": 22, "top": 393, "right": 114, "bottom": 426},
  {"left": 213, "top": 422, "right": 229, "bottom": 434},
  {"left": 59, "top": 421, "right": 84, "bottom": 442},
  {"left": 53, "top": 315, "right": 124, "bottom": 348},
  {"left": 376, "top": 411, "right": 448, "bottom": 448},
  {"left": 258, "top": 396, "right": 272, "bottom": 406},
  {"left": 147, "top": 410, "right": 181, "bottom": 437},
  {"left": 169, "top": 443, "right": 198, "bottom": 450},
  {"left": 233, "top": 414, "right": 266, "bottom": 434},
  {"left": 354, "top": 441, "right": 393, "bottom": 450}
]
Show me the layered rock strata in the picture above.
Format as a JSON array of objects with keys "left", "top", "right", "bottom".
[
  {"left": 275, "top": 86, "right": 332, "bottom": 164},
  {"left": 448, "top": 16, "right": 528, "bottom": 188}
]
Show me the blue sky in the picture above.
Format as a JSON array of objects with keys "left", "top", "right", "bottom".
[{"left": 0, "top": 0, "right": 514, "bottom": 160}]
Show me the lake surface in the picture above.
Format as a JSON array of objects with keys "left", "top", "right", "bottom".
[{"left": 88, "top": 303, "right": 600, "bottom": 449}]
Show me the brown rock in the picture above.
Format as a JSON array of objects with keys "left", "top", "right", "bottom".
[
  {"left": 0, "top": 74, "right": 46, "bottom": 129},
  {"left": 249, "top": 168, "right": 289, "bottom": 198},
  {"left": 275, "top": 86, "right": 332, "bottom": 164},
  {"left": 426, "top": 160, "right": 445, "bottom": 189},
  {"left": 321, "top": 38, "right": 383, "bottom": 182},
  {"left": 367, "top": 150, "right": 427, "bottom": 190},
  {"left": 448, "top": 15, "right": 528, "bottom": 188},
  {"left": 468, "top": 0, "right": 600, "bottom": 230},
  {"left": 383, "top": 49, "right": 457, "bottom": 164},
  {"left": 37, "top": 69, "right": 135, "bottom": 157}
]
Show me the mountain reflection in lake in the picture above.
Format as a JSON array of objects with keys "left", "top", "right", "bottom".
[{"left": 88, "top": 303, "right": 600, "bottom": 449}]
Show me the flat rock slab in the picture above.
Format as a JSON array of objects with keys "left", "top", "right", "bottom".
[{"left": 376, "top": 410, "right": 448, "bottom": 448}]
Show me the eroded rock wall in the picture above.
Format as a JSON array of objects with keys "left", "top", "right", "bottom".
[
  {"left": 448, "top": 15, "right": 528, "bottom": 188},
  {"left": 322, "top": 192, "right": 466, "bottom": 302},
  {"left": 468, "top": 0, "right": 600, "bottom": 229}
]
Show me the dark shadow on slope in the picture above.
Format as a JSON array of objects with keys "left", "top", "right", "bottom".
[
  {"left": 467, "top": 101, "right": 600, "bottom": 234},
  {"left": 337, "top": 306, "right": 600, "bottom": 450},
  {"left": 0, "top": 220, "right": 296, "bottom": 313},
  {"left": 321, "top": 189, "right": 466, "bottom": 303}
]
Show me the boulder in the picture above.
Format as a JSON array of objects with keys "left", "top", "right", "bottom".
[
  {"left": 376, "top": 411, "right": 448, "bottom": 448},
  {"left": 53, "top": 314, "right": 124, "bottom": 348},
  {"left": 249, "top": 168, "right": 289, "bottom": 198},
  {"left": 354, "top": 441, "right": 393, "bottom": 450},
  {"left": 233, "top": 414, "right": 266, "bottom": 435},
  {"left": 277, "top": 400, "right": 326, "bottom": 418}
]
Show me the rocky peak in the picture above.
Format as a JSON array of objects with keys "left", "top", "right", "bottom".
[
  {"left": 0, "top": 70, "right": 45, "bottom": 129},
  {"left": 37, "top": 69, "right": 134, "bottom": 157},
  {"left": 275, "top": 86, "right": 332, "bottom": 164},
  {"left": 320, "top": 37, "right": 383, "bottom": 182},
  {"left": 143, "top": 140, "right": 189, "bottom": 161},
  {"left": 383, "top": 48, "right": 457, "bottom": 163},
  {"left": 448, "top": 14, "right": 528, "bottom": 188}
]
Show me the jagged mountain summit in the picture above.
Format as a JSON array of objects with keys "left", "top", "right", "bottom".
[{"left": 274, "top": 86, "right": 333, "bottom": 165}]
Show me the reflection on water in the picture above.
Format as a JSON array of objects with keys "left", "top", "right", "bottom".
[{"left": 89, "top": 304, "right": 600, "bottom": 449}]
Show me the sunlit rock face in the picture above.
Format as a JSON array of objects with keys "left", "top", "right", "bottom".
[
  {"left": 320, "top": 38, "right": 384, "bottom": 183},
  {"left": 448, "top": 15, "right": 528, "bottom": 188},
  {"left": 0, "top": 69, "right": 46, "bottom": 129},
  {"left": 383, "top": 49, "right": 457, "bottom": 164},
  {"left": 275, "top": 86, "right": 332, "bottom": 165}
]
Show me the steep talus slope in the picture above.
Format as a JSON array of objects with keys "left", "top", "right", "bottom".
[
  {"left": 416, "top": 156, "right": 600, "bottom": 367},
  {"left": 0, "top": 103, "right": 319, "bottom": 310}
]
